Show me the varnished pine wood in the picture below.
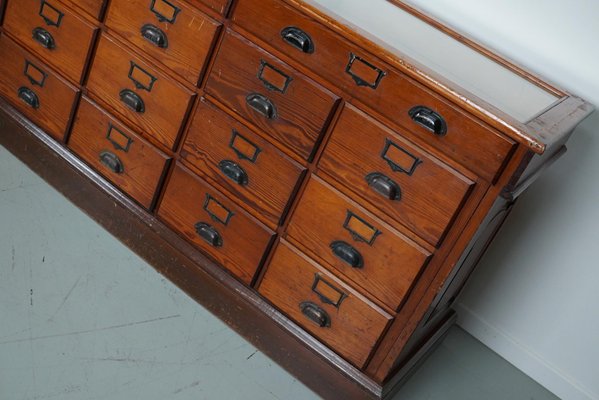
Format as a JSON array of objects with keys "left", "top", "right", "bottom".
[
  {"left": 259, "top": 239, "right": 394, "bottom": 369},
  {"left": 106, "top": 0, "right": 221, "bottom": 85},
  {"left": 0, "top": 34, "right": 79, "bottom": 141},
  {"left": 68, "top": 96, "right": 170, "bottom": 209},
  {"left": 260, "top": 0, "right": 590, "bottom": 155},
  {"left": 0, "top": 0, "right": 595, "bottom": 396},
  {"left": 205, "top": 29, "right": 340, "bottom": 160},
  {"left": 181, "top": 97, "right": 306, "bottom": 225},
  {"left": 187, "top": 0, "right": 231, "bottom": 16},
  {"left": 86, "top": 33, "right": 195, "bottom": 150},
  {"left": 287, "top": 176, "right": 432, "bottom": 311},
  {"left": 319, "top": 104, "right": 475, "bottom": 246},
  {"left": 231, "top": 0, "right": 517, "bottom": 182},
  {"left": 3, "top": 0, "right": 98, "bottom": 83},
  {"left": 157, "top": 163, "right": 276, "bottom": 285}
]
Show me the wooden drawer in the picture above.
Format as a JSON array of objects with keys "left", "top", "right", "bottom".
[
  {"left": 259, "top": 240, "right": 393, "bottom": 368},
  {"left": 287, "top": 176, "right": 431, "bottom": 310},
  {"left": 68, "top": 97, "right": 170, "bottom": 209},
  {"left": 0, "top": 35, "right": 78, "bottom": 141},
  {"left": 62, "top": 0, "right": 105, "bottom": 20},
  {"left": 319, "top": 105, "right": 474, "bottom": 246},
  {"left": 158, "top": 164, "right": 276, "bottom": 285},
  {"left": 181, "top": 98, "right": 306, "bottom": 225},
  {"left": 87, "top": 33, "right": 195, "bottom": 150},
  {"left": 3, "top": 0, "right": 98, "bottom": 83},
  {"left": 205, "top": 30, "right": 339, "bottom": 161},
  {"left": 187, "top": 0, "right": 230, "bottom": 15},
  {"left": 105, "top": 0, "right": 221, "bottom": 85},
  {"left": 232, "top": 0, "right": 516, "bottom": 181}
]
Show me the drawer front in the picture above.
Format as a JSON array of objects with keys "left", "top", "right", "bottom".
[
  {"left": 87, "top": 34, "right": 195, "bottom": 150},
  {"left": 187, "top": 0, "right": 230, "bottom": 15},
  {"left": 68, "top": 97, "right": 170, "bottom": 209},
  {"left": 287, "top": 176, "right": 431, "bottom": 310},
  {"left": 106, "top": 0, "right": 221, "bottom": 84},
  {"left": 181, "top": 98, "right": 306, "bottom": 225},
  {"left": 205, "top": 30, "right": 339, "bottom": 160},
  {"left": 0, "top": 35, "right": 78, "bottom": 140},
  {"left": 3, "top": 0, "right": 98, "bottom": 82},
  {"left": 158, "top": 164, "right": 276, "bottom": 284},
  {"left": 233, "top": 0, "right": 516, "bottom": 181},
  {"left": 62, "top": 0, "right": 105, "bottom": 20},
  {"left": 259, "top": 241, "right": 392, "bottom": 368},
  {"left": 319, "top": 105, "right": 474, "bottom": 246}
]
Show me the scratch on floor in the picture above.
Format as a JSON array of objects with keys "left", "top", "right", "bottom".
[
  {"left": 172, "top": 380, "right": 201, "bottom": 395},
  {"left": 11, "top": 245, "right": 16, "bottom": 271},
  {"left": 0, "top": 183, "right": 38, "bottom": 192},
  {"left": 246, "top": 350, "right": 258, "bottom": 360},
  {"left": 48, "top": 275, "right": 82, "bottom": 322},
  {"left": 0, "top": 314, "right": 181, "bottom": 346}
]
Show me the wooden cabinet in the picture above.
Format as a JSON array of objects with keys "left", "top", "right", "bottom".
[{"left": 0, "top": 0, "right": 593, "bottom": 399}]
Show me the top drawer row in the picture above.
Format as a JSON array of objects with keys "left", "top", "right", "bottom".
[{"left": 232, "top": 0, "right": 515, "bottom": 182}]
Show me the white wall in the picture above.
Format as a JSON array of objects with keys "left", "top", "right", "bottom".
[{"left": 403, "top": 1, "right": 599, "bottom": 399}]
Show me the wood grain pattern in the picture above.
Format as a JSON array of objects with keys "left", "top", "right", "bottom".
[
  {"left": 232, "top": 0, "right": 516, "bottom": 181},
  {"left": 157, "top": 164, "right": 276, "bottom": 285},
  {"left": 181, "top": 97, "right": 306, "bottom": 225},
  {"left": 3, "top": 0, "right": 98, "bottom": 83},
  {"left": 319, "top": 104, "right": 474, "bottom": 246},
  {"left": 106, "top": 0, "right": 221, "bottom": 85},
  {"left": 86, "top": 33, "right": 195, "bottom": 150},
  {"left": 0, "top": 35, "right": 78, "bottom": 141},
  {"left": 62, "top": 0, "right": 105, "bottom": 20},
  {"left": 287, "top": 176, "right": 431, "bottom": 311},
  {"left": 68, "top": 96, "right": 170, "bottom": 209},
  {"left": 259, "top": 240, "right": 393, "bottom": 369},
  {"left": 205, "top": 29, "right": 339, "bottom": 160}
]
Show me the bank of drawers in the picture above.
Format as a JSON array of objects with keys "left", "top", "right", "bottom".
[{"left": 0, "top": 0, "right": 516, "bottom": 371}]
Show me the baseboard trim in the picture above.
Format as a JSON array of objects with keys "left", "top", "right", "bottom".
[{"left": 455, "top": 302, "right": 597, "bottom": 400}]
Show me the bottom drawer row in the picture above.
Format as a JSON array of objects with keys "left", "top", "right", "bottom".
[{"left": 260, "top": 240, "right": 393, "bottom": 368}]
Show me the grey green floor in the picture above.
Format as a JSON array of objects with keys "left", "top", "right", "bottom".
[{"left": 0, "top": 145, "right": 559, "bottom": 400}]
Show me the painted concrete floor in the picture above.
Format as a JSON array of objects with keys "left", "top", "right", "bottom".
[{"left": 0, "top": 145, "right": 560, "bottom": 400}]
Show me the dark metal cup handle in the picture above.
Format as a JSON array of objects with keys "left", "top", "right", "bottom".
[
  {"left": 32, "top": 27, "right": 56, "bottom": 50},
  {"left": 119, "top": 89, "right": 145, "bottom": 113},
  {"left": 330, "top": 241, "right": 364, "bottom": 269},
  {"left": 280, "top": 26, "right": 314, "bottom": 54},
  {"left": 218, "top": 160, "right": 249, "bottom": 186},
  {"left": 141, "top": 24, "right": 169, "bottom": 49},
  {"left": 246, "top": 93, "right": 277, "bottom": 120},
  {"left": 99, "top": 151, "right": 124, "bottom": 174},
  {"left": 194, "top": 222, "right": 223, "bottom": 247},
  {"left": 409, "top": 106, "right": 447, "bottom": 136},
  {"left": 365, "top": 172, "right": 402, "bottom": 201},
  {"left": 17, "top": 87, "right": 40, "bottom": 109},
  {"left": 300, "top": 302, "right": 331, "bottom": 328}
]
